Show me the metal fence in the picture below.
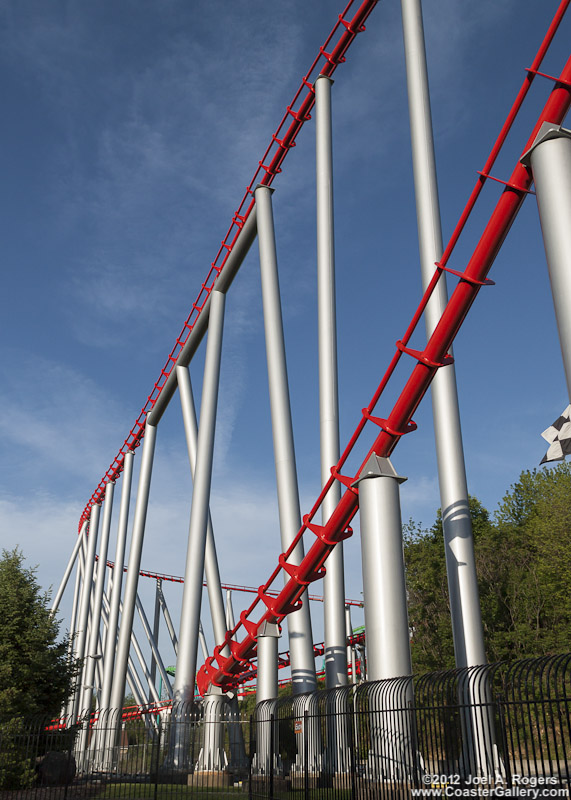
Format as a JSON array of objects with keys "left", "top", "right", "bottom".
[{"left": 1, "top": 654, "right": 570, "bottom": 799}]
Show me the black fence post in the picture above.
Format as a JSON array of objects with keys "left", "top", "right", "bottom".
[
  {"left": 303, "top": 708, "right": 309, "bottom": 800},
  {"left": 248, "top": 713, "right": 254, "bottom": 800},
  {"left": 153, "top": 713, "right": 161, "bottom": 800},
  {"left": 269, "top": 712, "right": 275, "bottom": 800},
  {"left": 496, "top": 690, "right": 512, "bottom": 787},
  {"left": 63, "top": 718, "right": 75, "bottom": 800},
  {"left": 348, "top": 700, "right": 357, "bottom": 800}
]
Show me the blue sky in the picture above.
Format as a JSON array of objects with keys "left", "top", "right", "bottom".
[{"left": 1, "top": 0, "right": 569, "bottom": 675}]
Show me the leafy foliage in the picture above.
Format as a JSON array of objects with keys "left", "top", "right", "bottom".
[
  {"left": 0, "top": 548, "right": 79, "bottom": 720},
  {"left": 404, "top": 465, "right": 571, "bottom": 673},
  {"left": 0, "top": 548, "right": 80, "bottom": 788}
]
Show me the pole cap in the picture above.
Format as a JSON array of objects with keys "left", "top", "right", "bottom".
[
  {"left": 521, "top": 122, "right": 571, "bottom": 167},
  {"left": 258, "top": 621, "right": 281, "bottom": 638},
  {"left": 352, "top": 453, "right": 407, "bottom": 487}
]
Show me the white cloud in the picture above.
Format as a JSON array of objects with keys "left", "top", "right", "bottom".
[{"left": 0, "top": 348, "right": 126, "bottom": 489}]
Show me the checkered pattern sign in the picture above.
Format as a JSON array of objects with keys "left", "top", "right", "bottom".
[{"left": 540, "top": 404, "right": 571, "bottom": 464}]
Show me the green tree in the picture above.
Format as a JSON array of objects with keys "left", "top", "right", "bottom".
[
  {"left": 0, "top": 548, "right": 79, "bottom": 721},
  {"left": 403, "top": 465, "right": 571, "bottom": 673},
  {"left": 403, "top": 501, "right": 492, "bottom": 674},
  {"left": 488, "top": 465, "right": 571, "bottom": 659}
]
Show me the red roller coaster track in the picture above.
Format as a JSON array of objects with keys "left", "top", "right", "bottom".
[
  {"left": 78, "top": 0, "right": 380, "bottom": 531},
  {"left": 195, "top": 14, "right": 571, "bottom": 695},
  {"left": 74, "top": 0, "right": 570, "bottom": 697},
  {"left": 102, "top": 558, "right": 363, "bottom": 607}
]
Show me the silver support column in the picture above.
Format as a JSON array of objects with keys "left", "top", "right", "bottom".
[
  {"left": 198, "top": 623, "right": 209, "bottom": 661},
  {"left": 102, "top": 592, "right": 156, "bottom": 712},
  {"left": 255, "top": 622, "right": 281, "bottom": 776},
  {"left": 401, "top": 0, "right": 487, "bottom": 672},
  {"left": 195, "top": 690, "right": 228, "bottom": 773},
  {"left": 225, "top": 589, "right": 236, "bottom": 633},
  {"left": 354, "top": 455, "right": 414, "bottom": 781},
  {"left": 315, "top": 70, "right": 349, "bottom": 780},
  {"left": 256, "top": 622, "right": 280, "bottom": 704},
  {"left": 130, "top": 619, "right": 162, "bottom": 706},
  {"left": 173, "top": 290, "right": 225, "bottom": 707},
  {"left": 62, "top": 549, "right": 83, "bottom": 719},
  {"left": 109, "top": 418, "right": 157, "bottom": 714},
  {"left": 81, "top": 481, "right": 115, "bottom": 715},
  {"left": 355, "top": 456, "right": 411, "bottom": 681},
  {"left": 100, "top": 449, "right": 134, "bottom": 712},
  {"left": 176, "top": 364, "right": 228, "bottom": 651},
  {"left": 136, "top": 593, "right": 173, "bottom": 700},
  {"left": 315, "top": 74, "right": 347, "bottom": 691},
  {"left": 66, "top": 539, "right": 87, "bottom": 719},
  {"left": 401, "top": 0, "right": 492, "bottom": 776},
  {"left": 71, "top": 502, "right": 101, "bottom": 720},
  {"left": 345, "top": 606, "right": 356, "bottom": 685},
  {"left": 171, "top": 289, "right": 226, "bottom": 772},
  {"left": 158, "top": 581, "right": 179, "bottom": 655},
  {"left": 149, "top": 580, "right": 162, "bottom": 704},
  {"left": 51, "top": 521, "right": 87, "bottom": 615},
  {"left": 255, "top": 184, "right": 317, "bottom": 695},
  {"left": 524, "top": 124, "right": 571, "bottom": 396}
]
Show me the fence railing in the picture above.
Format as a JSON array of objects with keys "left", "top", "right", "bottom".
[{"left": 1, "top": 654, "right": 570, "bottom": 799}]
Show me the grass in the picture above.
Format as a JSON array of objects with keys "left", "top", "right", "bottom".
[
  {"left": 94, "top": 786, "right": 245, "bottom": 800},
  {"left": 93, "top": 782, "right": 355, "bottom": 800}
]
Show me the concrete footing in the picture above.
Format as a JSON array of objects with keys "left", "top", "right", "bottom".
[{"left": 187, "top": 770, "right": 232, "bottom": 788}]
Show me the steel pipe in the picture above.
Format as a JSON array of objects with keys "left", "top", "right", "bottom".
[
  {"left": 81, "top": 481, "right": 115, "bottom": 714},
  {"left": 315, "top": 74, "right": 348, "bottom": 691},
  {"left": 109, "top": 418, "right": 157, "bottom": 713},
  {"left": 255, "top": 184, "right": 317, "bottom": 695},
  {"left": 72, "top": 503, "right": 101, "bottom": 719},
  {"left": 401, "top": 0, "right": 487, "bottom": 673},
  {"left": 525, "top": 124, "right": 571, "bottom": 398},
  {"left": 173, "top": 290, "right": 226, "bottom": 708},
  {"left": 51, "top": 521, "right": 87, "bottom": 615},
  {"left": 176, "top": 364, "right": 228, "bottom": 651},
  {"left": 99, "top": 449, "right": 134, "bottom": 713}
]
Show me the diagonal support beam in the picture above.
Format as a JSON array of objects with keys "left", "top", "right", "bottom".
[
  {"left": 173, "top": 289, "right": 226, "bottom": 709},
  {"left": 197, "top": 52, "right": 571, "bottom": 696},
  {"left": 255, "top": 184, "right": 317, "bottom": 696}
]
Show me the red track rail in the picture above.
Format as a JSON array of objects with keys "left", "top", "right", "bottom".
[
  {"left": 78, "top": 0, "right": 379, "bottom": 532},
  {"left": 196, "top": 43, "right": 571, "bottom": 695},
  {"left": 103, "top": 559, "right": 363, "bottom": 607}
]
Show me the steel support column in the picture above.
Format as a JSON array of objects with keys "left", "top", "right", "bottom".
[
  {"left": 524, "top": 124, "right": 571, "bottom": 397},
  {"left": 100, "top": 449, "right": 134, "bottom": 712},
  {"left": 255, "top": 621, "right": 280, "bottom": 776},
  {"left": 81, "top": 481, "right": 115, "bottom": 715},
  {"left": 136, "top": 593, "right": 173, "bottom": 700},
  {"left": 51, "top": 521, "right": 87, "bottom": 615},
  {"left": 315, "top": 74, "right": 347, "bottom": 691},
  {"left": 401, "top": 0, "right": 487, "bottom": 674},
  {"left": 401, "top": 1, "right": 495, "bottom": 776},
  {"left": 149, "top": 579, "right": 162, "bottom": 704},
  {"left": 171, "top": 289, "right": 226, "bottom": 772},
  {"left": 355, "top": 454, "right": 414, "bottom": 780},
  {"left": 255, "top": 184, "right": 317, "bottom": 695},
  {"left": 256, "top": 622, "right": 280, "bottom": 704},
  {"left": 72, "top": 502, "right": 101, "bottom": 720},
  {"left": 198, "top": 623, "right": 209, "bottom": 661},
  {"left": 355, "top": 455, "right": 411, "bottom": 681},
  {"left": 62, "top": 551, "right": 83, "bottom": 719},
  {"left": 158, "top": 581, "right": 179, "bottom": 655},
  {"left": 66, "top": 538, "right": 87, "bottom": 719},
  {"left": 176, "top": 363, "right": 228, "bottom": 650},
  {"left": 173, "top": 290, "right": 225, "bottom": 708},
  {"left": 109, "top": 418, "right": 157, "bottom": 714},
  {"left": 225, "top": 589, "right": 236, "bottom": 633},
  {"left": 344, "top": 606, "right": 356, "bottom": 684}
]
